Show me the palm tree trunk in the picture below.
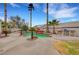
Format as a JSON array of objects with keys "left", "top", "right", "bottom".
[
  {"left": 4, "top": 3, "right": 7, "bottom": 36},
  {"left": 46, "top": 3, "right": 49, "bottom": 33},
  {"left": 30, "top": 10, "right": 33, "bottom": 39},
  {"left": 30, "top": 10, "right": 32, "bottom": 29},
  {"left": 31, "top": 30, "right": 33, "bottom": 39}
]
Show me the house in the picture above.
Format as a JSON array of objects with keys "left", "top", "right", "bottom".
[
  {"left": 38, "top": 21, "right": 79, "bottom": 37},
  {"left": 55, "top": 21, "right": 79, "bottom": 36}
]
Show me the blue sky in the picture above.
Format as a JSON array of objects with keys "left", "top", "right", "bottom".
[{"left": 0, "top": 3, "right": 79, "bottom": 26}]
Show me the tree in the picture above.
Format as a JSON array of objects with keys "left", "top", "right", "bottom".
[
  {"left": 48, "top": 19, "right": 59, "bottom": 34},
  {"left": 10, "top": 16, "right": 16, "bottom": 28},
  {"left": 21, "top": 19, "right": 25, "bottom": 25},
  {"left": 30, "top": 27, "right": 35, "bottom": 39},
  {"left": 4, "top": 3, "right": 8, "bottom": 36},
  {"left": 15, "top": 16, "right": 21, "bottom": 28},
  {"left": 8, "top": 21, "right": 13, "bottom": 33},
  {"left": 20, "top": 24, "right": 28, "bottom": 36},
  {"left": 21, "top": 24, "right": 28, "bottom": 31},
  {"left": 28, "top": 3, "right": 34, "bottom": 29},
  {"left": 46, "top": 3, "right": 49, "bottom": 33},
  {"left": 10, "top": 16, "right": 21, "bottom": 28},
  {"left": 28, "top": 3, "right": 34, "bottom": 39}
]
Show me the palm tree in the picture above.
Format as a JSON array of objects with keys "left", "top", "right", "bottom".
[
  {"left": 28, "top": 3, "right": 34, "bottom": 29},
  {"left": 46, "top": 3, "right": 49, "bottom": 33},
  {"left": 4, "top": 3, "right": 8, "bottom": 36},
  {"left": 10, "top": 16, "right": 16, "bottom": 28},
  {"left": 15, "top": 16, "right": 21, "bottom": 28},
  {"left": 28, "top": 3, "right": 34, "bottom": 39},
  {"left": 48, "top": 19, "right": 59, "bottom": 34}
]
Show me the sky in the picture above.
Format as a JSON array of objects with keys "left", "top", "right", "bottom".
[{"left": 0, "top": 3, "right": 79, "bottom": 26}]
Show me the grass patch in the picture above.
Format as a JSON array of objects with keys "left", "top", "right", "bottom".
[{"left": 54, "top": 40, "right": 79, "bottom": 55}]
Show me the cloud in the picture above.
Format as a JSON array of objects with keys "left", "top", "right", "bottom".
[
  {"left": 33, "top": 3, "right": 39, "bottom": 7},
  {"left": 10, "top": 3, "right": 20, "bottom": 8},
  {"left": 59, "top": 3, "right": 69, "bottom": 10},
  {"left": 43, "top": 3, "right": 78, "bottom": 19},
  {"left": 70, "top": 19, "right": 79, "bottom": 21},
  {"left": 0, "top": 16, "right": 10, "bottom": 22},
  {"left": 57, "top": 18, "right": 78, "bottom": 23},
  {"left": 0, "top": 17, "right": 4, "bottom": 21},
  {"left": 54, "top": 7, "right": 78, "bottom": 18}
]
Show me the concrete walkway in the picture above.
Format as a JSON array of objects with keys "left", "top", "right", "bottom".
[
  {"left": 0, "top": 32, "right": 27, "bottom": 54},
  {"left": 1, "top": 36, "right": 59, "bottom": 55},
  {"left": 0, "top": 33, "right": 79, "bottom": 55},
  {"left": 1, "top": 33, "right": 79, "bottom": 55}
]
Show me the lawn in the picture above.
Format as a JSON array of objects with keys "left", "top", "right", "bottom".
[{"left": 53, "top": 40, "right": 79, "bottom": 55}]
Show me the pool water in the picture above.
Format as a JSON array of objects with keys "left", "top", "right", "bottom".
[{"left": 23, "top": 32, "right": 48, "bottom": 38}]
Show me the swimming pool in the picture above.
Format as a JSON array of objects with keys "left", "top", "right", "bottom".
[{"left": 23, "top": 32, "right": 48, "bottom": 38}]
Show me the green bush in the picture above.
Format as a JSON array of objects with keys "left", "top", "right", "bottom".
[{"left": 21, "top": 25, "right": 28, "bottom": 31}]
